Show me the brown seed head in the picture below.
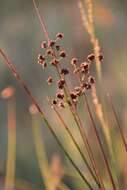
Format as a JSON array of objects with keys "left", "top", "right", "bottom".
[
  {"left": 41, "top": 41, "right": 47, "bottom": 48},
  {"left": 42, "top": 62, "right": 47, "bottom": 69},
  {"left": 52, "top": 99, "right": 58, "bottom": 105},
  {"left": 61, "top": 68, "right": 69, "bottom": 75},
  {"left": 47, "top": 76, "right": 53, "bottom": 85},
  {"left": 56, "top": 33, "right": 64, "bottom": 39},
  {"left": 38, "top": 54, "right": 46, "bottom": 66},
  {"left": 81, "top": 82, "right": 91, "bottom": 90},
  {"left": 46, "top": 49, "right": 52, "bottom": 55},
  {"left": 56, "top": 92, "right": 64, "bottom": 99},
  {"left": 58, "top": 101, "right": 65, "bottom": 108},
  {"left": 80, "top": 62, "right": 89, "bottom": 69},
  {"left": 74, "top": 86, "right": 82, "bottom": 96},
  {"left": 74, "top": 86, "right": 81, "bottom": 92},
  {"left": 73, "top": 67, "right": 80, "bottom": 74},
  {"left": 70, "top": 92, "right": 77, "bottom": 100},
  {"left": 71, "top": 58, "right": 78, "bottom": 65},
  {"left": 80, "top": 62, "right": 89, "bottom": 74},
  {"left": 98, "top": 54, "right": 104, "bottom": 62},
  {"left": 87, "top": 53, "right": 95, "bottom": 62},
  {"left": 50, "top": 59, "right": 59, "bottom": 67},
  {"left": 57, "top": 79, "right": 65, "bottom": 89},
  {"left": 59, "top": 51, "right": 66, "bottom": 58},
  {"left": 56, "top": 45, "right": 60, "bottom": 51},
  {"left": 48, "top": 40, "right": 55, "bottom": 47},
  {"left": 88, "top": 76, "right": 95, "bottom": 84},
  {"left": 38, "top": 54, "right": 45, "bottom": 61},
  {"left": 81, "top": 67, "right": 89, "bottom": 74}
]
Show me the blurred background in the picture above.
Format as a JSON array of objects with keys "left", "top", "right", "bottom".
[{"left": 0, "top": 0, "right": 127, "bottom": 189}]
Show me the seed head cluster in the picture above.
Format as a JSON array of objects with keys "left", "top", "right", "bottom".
[{"left": 37, "top": 33, "right": 103, "bottom": 109}]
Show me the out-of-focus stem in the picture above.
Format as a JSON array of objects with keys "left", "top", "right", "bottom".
[
  {"left": 78, "top": 0, "right": 101, "bottom": 79},
  {"left": 78, "top": 1, "right": 116, "bottom": 184},
  {"left": 31, "top": 116, "right": 49, "bottom": 189},
  {"left": 78, "top": 0, "right": 113, "bottom": 159},
  {"left": 5, "top": 98, "right": 16, "bottom": 190},
  {"left": 108, "top": 94, "right": 127, "bottom": 152}
]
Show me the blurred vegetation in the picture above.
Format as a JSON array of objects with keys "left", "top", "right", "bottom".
[{"left": 0, "top": 0, "right": 127, "bottom": 189}]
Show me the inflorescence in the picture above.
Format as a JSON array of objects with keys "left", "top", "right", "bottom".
[{"left": 37, "top": 33, "right": 103, "bottom": 108}]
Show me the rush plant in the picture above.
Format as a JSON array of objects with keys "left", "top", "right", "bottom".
[{"left": 0, "top": 0, "right": 126, "bottom": 189}]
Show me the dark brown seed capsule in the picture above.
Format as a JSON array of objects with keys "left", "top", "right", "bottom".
[
  {"left": 70, "top": 92, "right": 77, "bottom": 100},
  {"left": 74, "top": 86, "right": 81, "bottom": 92},
  {"left": 50, "top": 59, "right": 59, "bottom": 67},
  {"left": 74, "top": 86, "right": 82, "bottom": 96},
  {"left": 46, "top": 49, "right": 52, "bottom": 55},
  {"left": 56, "top": 33, "right": 64, "bottom": 39},
  {"left": 48, "top": 40, "right": 55, "bottom": 47},
  {"left": 59, "top": 51, "right": 66, "bottom": 58},
  {"left": 80, "top": 62, "right": 89, "bottom": 69},
  {"left": 56, "top": 45, "right": 60, "bottom": 51},
  {"left": 38, "top": 54, "right": 46, "bottom": 66},
  {"left": 98, "top": 54, "right": 104, "bottom": 61},
  {"left": 81, "top": 68, "right": 88, "bottom": 74},
  {"left": 81, "top": 82, "right": 91, "bottom": 90},
  {"left": 38, "top": 54, "right": 45, "bottom": 61},
  {"left": 87, "top": 53, "right": 95, "bottom": 62},
  {"left": 53, "top": 99, "right": 57, "bottom": 105},
  {"left": 58, "top": 102, "right": 65, "bottom": 108},
  {"left": 47, "top": 76, "right": 53, "bottom": 85},
  {"left": 57, "top": 79, "right": 65, "bottom": 89},
  {"left": 81, "top": 82, "right": 90, "bottom": 89},
  {"left": 71, "top": 58, "right": 78, "bottom": 65},
  {"left": 86, "top": 84, "right": 91, "bottom": 89},
  {"left": 80, "top": 62, "right": 89, "bottom": 74},
  {"left": 42, "top": 62, "right": 47, "bottom": 69},
  {"left": 38, "top": 60, "right": 43, "bottom": 65},
  {"left": 73, "top": 67, "right": 80, "bottom": 74},
  {"left": 56, "top": 92, "right": 64, "bottom": 99},
  {"left": 88, "top": 76, "right": 95, "bottom": 84},
  {"left": 41, "top": 41, "right": 47, "bottom": 48},
  {"left": 61, "top": 68, "right": 69, "bottom": 75}
]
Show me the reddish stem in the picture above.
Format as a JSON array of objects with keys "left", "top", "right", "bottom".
[
  {"left": 84, "top": 93, "right": 116, "bottom": 190},
  {"left": 32, "top": 0, "right": 50, "bottom": 43},
  {"left": 108, "top": 93, "right": 127, "bottom": 152}
]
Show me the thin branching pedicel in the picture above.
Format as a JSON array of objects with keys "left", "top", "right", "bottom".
[
  {"left": 37, "top": 32, "right": 105, "bottom": 190},
  {"left": 37, "top": 36, "right": 99, "bottom": 109}
]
